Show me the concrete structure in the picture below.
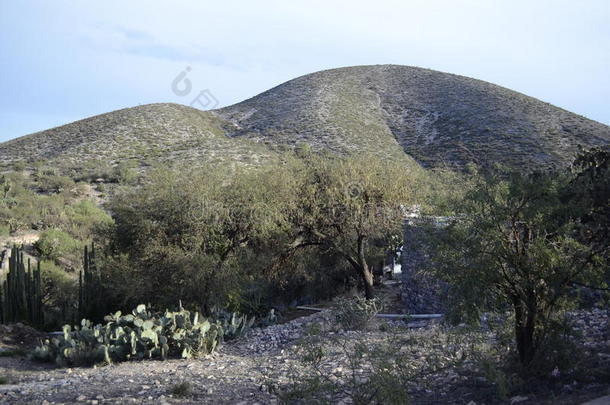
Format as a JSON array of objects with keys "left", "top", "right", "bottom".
[{"left": 401, "top": 216, "right": 452, "bottom": 313}]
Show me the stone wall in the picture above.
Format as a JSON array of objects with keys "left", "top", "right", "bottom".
[{"left": 401, "top": 216, "right": 450, "bottom": 314}]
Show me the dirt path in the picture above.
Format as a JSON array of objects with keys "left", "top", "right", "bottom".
[{"left": 0, "top": 231, "right": 40, "bottom": 272}]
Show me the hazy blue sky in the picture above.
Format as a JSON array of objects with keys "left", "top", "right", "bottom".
[{"left": 1, "top": 1, "right": 608, "bottom": 142}]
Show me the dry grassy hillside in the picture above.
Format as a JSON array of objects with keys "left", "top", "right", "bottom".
[{"left": 2, "top": 65, "right": 609, "bottom": 172}]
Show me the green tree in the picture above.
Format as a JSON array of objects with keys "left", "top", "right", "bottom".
[
  {"left": 433, "top": 168, "right": 607, "bottom": 367},
  {"left": 286, "top": 154, "right": 423, "bottom": 299},
  {"left": 103, "top": 164, "right": 294, "bottom": 312},
  {"left": 566, "top": 147, "right": 610, "bottom": 264}
]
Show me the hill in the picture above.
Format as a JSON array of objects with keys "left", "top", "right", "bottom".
[
  {"left": 1, "top": 65, "right": 609, "bottom": 172},
  {"left": 216, "top": 65, "right": 610, "bottom": 169},
  {"left": 0, "top": 103, "right": 278, "bottom": 171}
]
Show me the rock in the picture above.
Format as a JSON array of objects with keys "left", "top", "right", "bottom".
[{"left": 582, "top": 395, "right": 610, "bottom": 405}]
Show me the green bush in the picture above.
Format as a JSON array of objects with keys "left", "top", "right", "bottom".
[
  {"left": 40, "top": 260, "right": 78, "bottom": 329},
  {"left": 37, "top": 174, "right": 75, "bottom": 193},
  {"left": 31, "top": 304, "right": 223, "bottom": 367},
  {"left": 431, "top": 168, "right": 608, "bottom": 367},
  {"left": 102, "top": 164, "right": 294, "bottom": 313},
  {"left": 35, "top": 229, "right": 81, "bottom": 263},
  {"left": 113, "top": 161, "right": 139, "bottom": 185},
  {"left": 64, "top": 200, "right": 112, "bottom": 239}
]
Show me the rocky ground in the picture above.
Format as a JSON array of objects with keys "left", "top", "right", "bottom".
[{"left": 0, "top": 308, "right": 609, "bottom": 405}]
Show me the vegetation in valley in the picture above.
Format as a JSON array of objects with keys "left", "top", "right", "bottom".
[{"left": 0, "top": 146, "right": 608, "bottom": 403}]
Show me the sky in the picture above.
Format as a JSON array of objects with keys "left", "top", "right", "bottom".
[{"left": 0, "top": 0, "right": 609, "bottom": 142}]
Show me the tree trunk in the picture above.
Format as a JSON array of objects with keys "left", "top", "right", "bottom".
[
  {"left": 513, "top": 298, "right": 537, "bottom": 366},
  {"left": 361, "top": 264, "right": 375, "bottom": 300},
  {"left": 357, "top": 236, "right": 375, "bottom": 300}
]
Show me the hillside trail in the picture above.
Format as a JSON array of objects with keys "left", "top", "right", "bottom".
[{"left": 0, "top": 231, "right": 40, "bottom": 272}]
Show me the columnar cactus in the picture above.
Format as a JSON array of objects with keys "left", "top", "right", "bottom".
[
  {"left": 0, "top": 245, "right": 43, "bottom": 326},
  {"left": 78, "top": 242, "right": 104, "bottom": 320}
]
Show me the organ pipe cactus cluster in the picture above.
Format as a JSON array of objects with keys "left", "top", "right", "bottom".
[
  {"left": 0, "top": 245, "right": 43, "bottom": 326},
  {"left": 78, "top": 242, "right": 104, "bottom": 320},
  {"left": 31, "top": 304, "right": 223, "bottom": 367}
]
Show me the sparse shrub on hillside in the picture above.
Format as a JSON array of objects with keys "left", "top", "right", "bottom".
[
  {"left": 0, "top": 170, "right": 110, "bottom": 240},
  {"left": 113, "top": 160, "right": 139, "bottom": 185},
  {"left": 37, "top": 174, "right": 74, "bottom": 193},
  {"left": 63, "top": 200, "right": 112, "bottom": 240},
  {"left": 12, "top": 161, "right": 26, "bottom": 172},
  {"left": 73, "top": 159, "right": 114, "bottom": 183}
]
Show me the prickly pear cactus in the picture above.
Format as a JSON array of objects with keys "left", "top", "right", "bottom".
[
  {"left": 31, "top": 304, "right": 224, "bottom": 367},
  {"left": 211, "top": 306, "right": 255, "bottom": 341}
]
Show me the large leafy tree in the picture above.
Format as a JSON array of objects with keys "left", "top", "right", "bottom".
[
  {"left": 286, "top": 153, "right": 423, "bottom": 299},
  {"left": 433, "top": 167, "right": 607, "bottom": 366},
  {"left": 103, "top": 164, "right": 293, "bottom": 313}
]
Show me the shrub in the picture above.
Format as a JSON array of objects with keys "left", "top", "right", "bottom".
[
  {"left": 35, "top": 229, "right": 81, "bottom": 263},
  {"left": 113, "top": 161, "right": 139, "bottom": 185},
  {"left": 102, "top": 164, "right": 293, "bottom": 313},
  {"left": 169, "top": 381, "right": 193, "bottom": 398},
  {"left": 269, "top": 326, "right": 474, "bottom": 405},
  {"left": 334, "top": 296, "right": 382, "bottom": 331},
  {"left": 64, "top": 200, "right": 112, "bottom": 239},
  {"left": 271, "top": 334, "right": 409, "bottom": 404},
  {"left": 40, "top": 260, "right": 78, "bottom": 329},
  {"left": 37, "top": 174, "right": 75, "bottom": 193}
]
